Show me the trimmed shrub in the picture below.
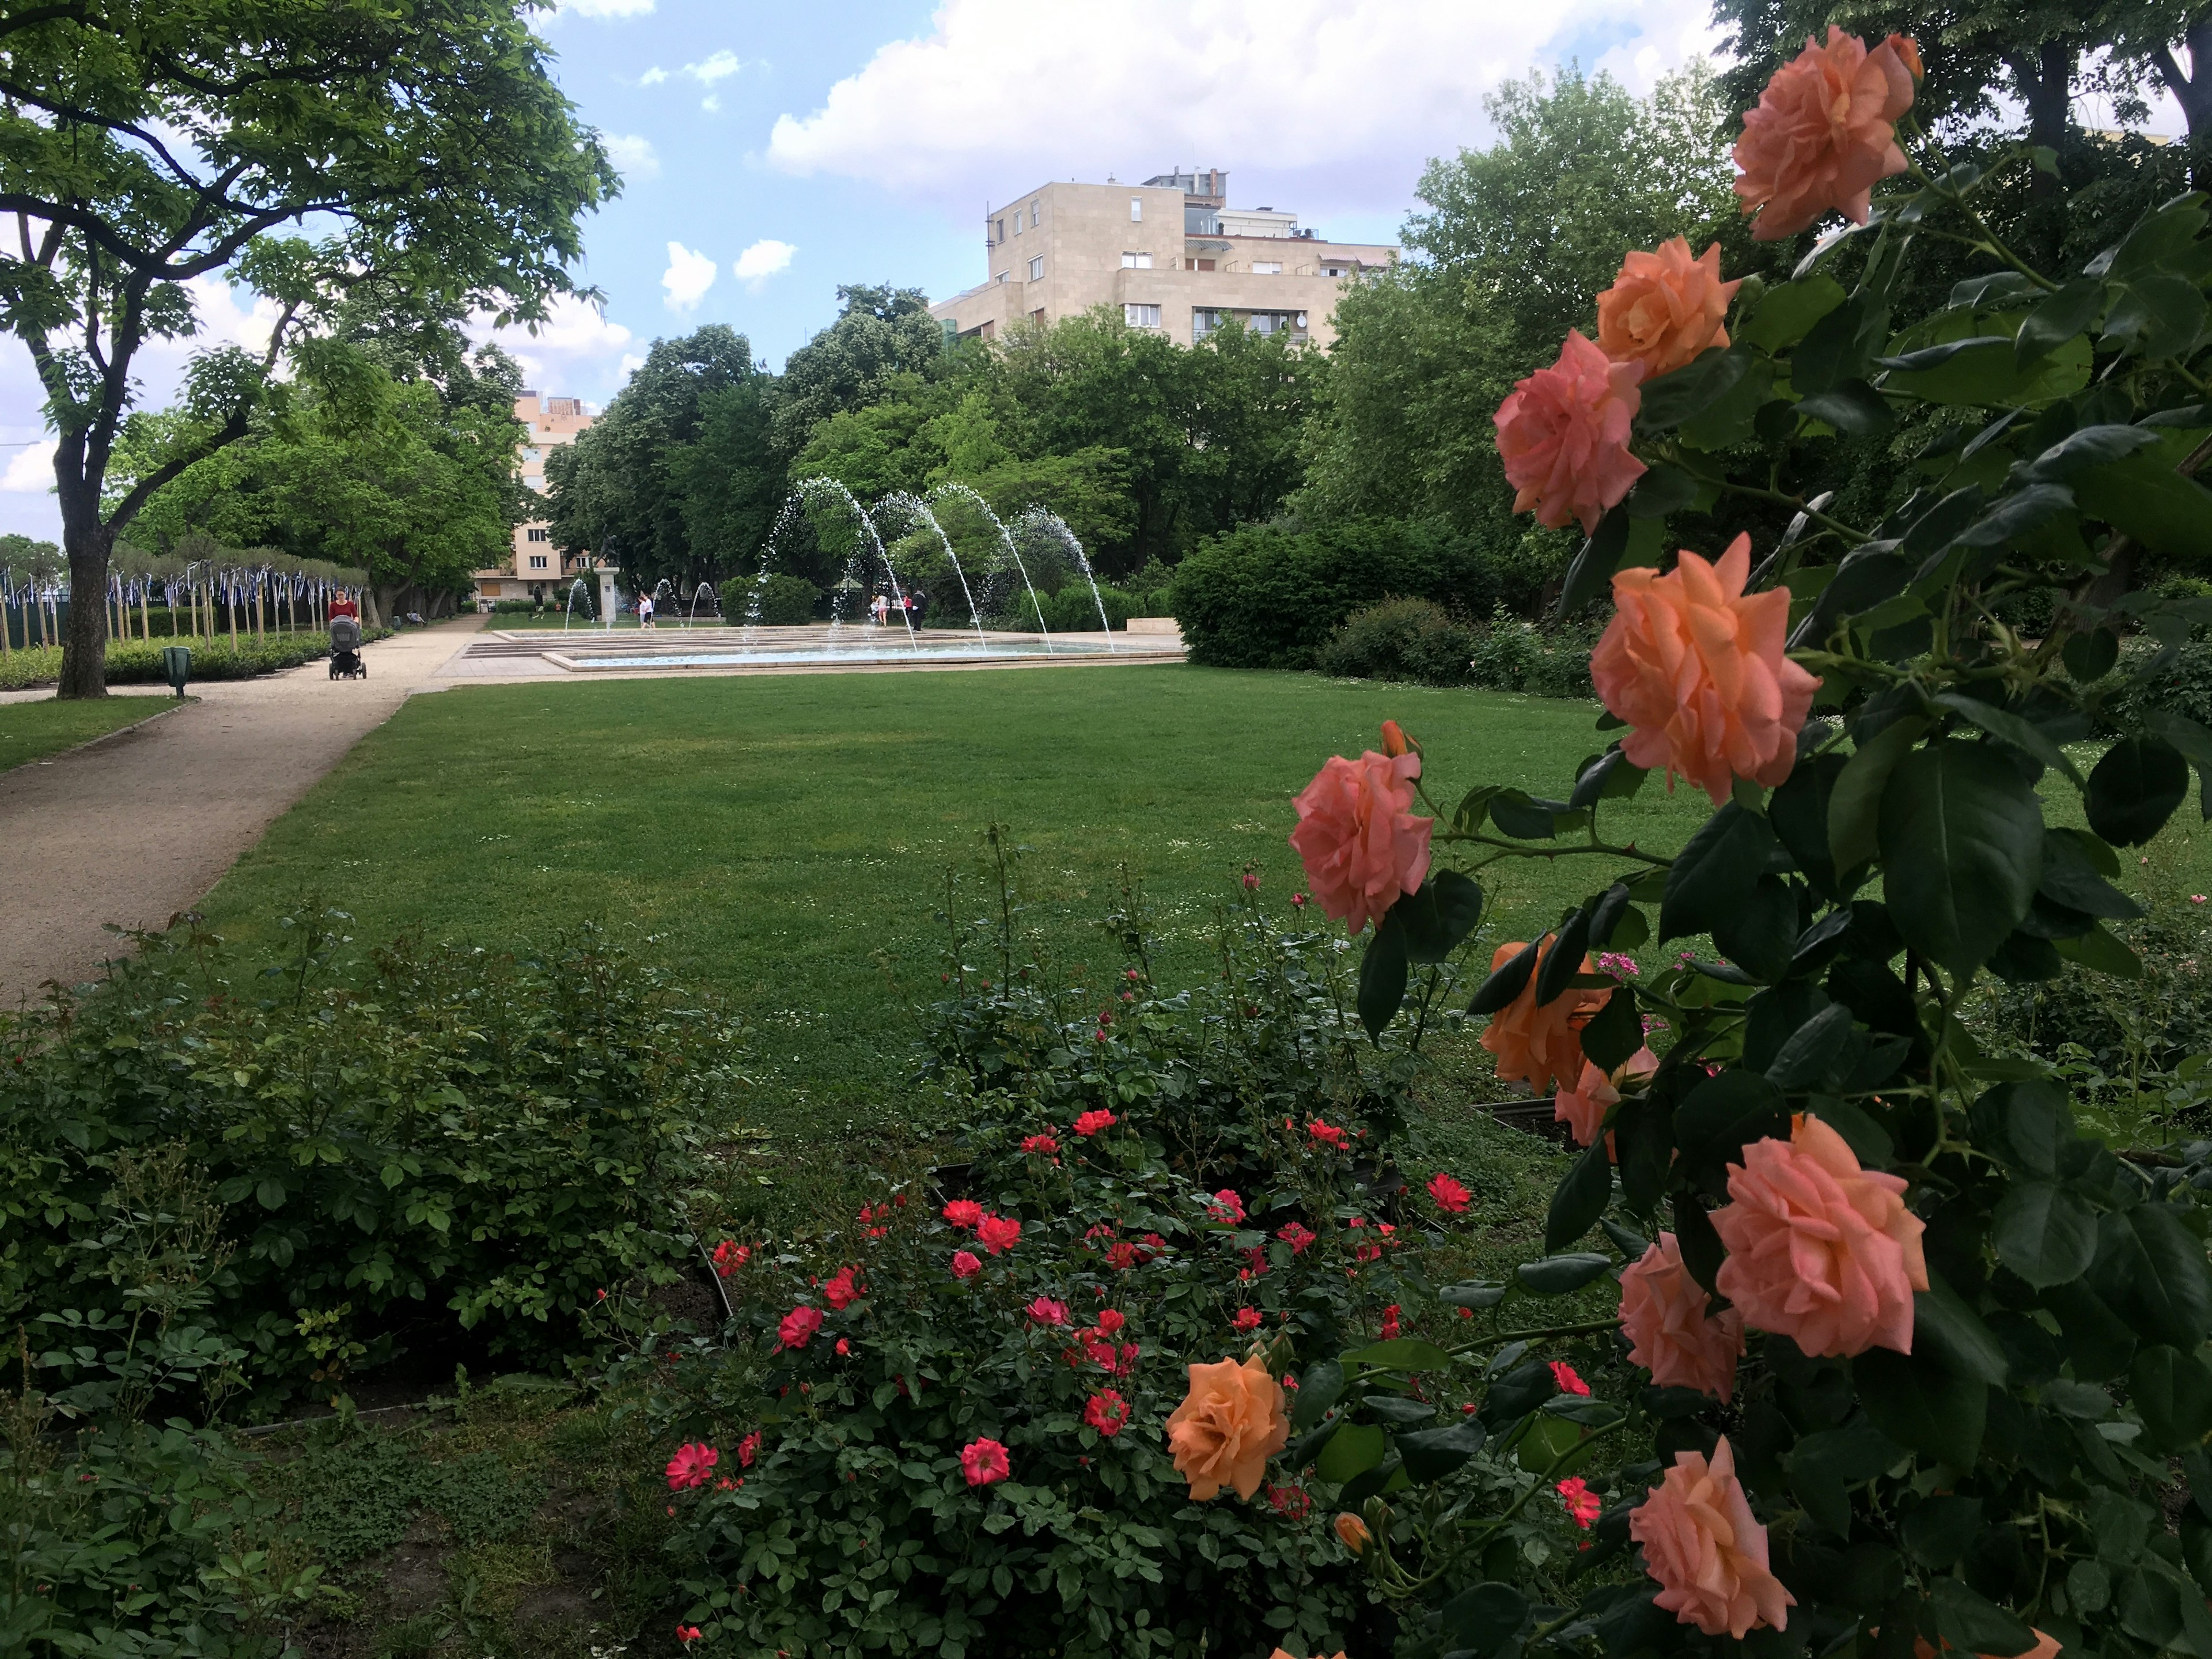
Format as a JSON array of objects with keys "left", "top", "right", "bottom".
[
  {"left": 1316, "top": 596, "right": 1479, "bottom": 684},
  {"left": 1170, "top": 519, "right": 1502, "bottom": 669},
  {"left": 0, "top": 630, "right": 393, "bottom": 691},
  {"left": 721, "top": 572, "right": 819, "bottom": 626},
  {"left": 1464, "top": 603, "right": 1600, "bottom": 699},
  {"left": 1001, "top": 583, "right": 1142, "bottom": 632}
]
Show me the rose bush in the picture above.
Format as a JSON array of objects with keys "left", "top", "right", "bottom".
[{"left": 1230, "top": 25, "right": 2212, "bottom": 1659}]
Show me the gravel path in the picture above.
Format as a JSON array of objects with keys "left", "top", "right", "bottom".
[{"left": 0, "top": 618, "right": 483, "bottom": 1005}]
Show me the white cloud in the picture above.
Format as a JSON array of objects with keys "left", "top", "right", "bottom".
[
  {"left": 683, "top": 50, "right": 743, "bottom": 85},
  {"left": 0, "top": 441, "right": 52, "bottom": 493},
  {"left": 468, "top": 293, "right": 635, "bottom": 392},
  {"left": 661, "top": 242, "right": 718, "bottom": 310},
  {"left": 733, "top": 239, "right": 797, "bottom": 290},
  {"left": 766, "top": 0, "right": 1716, "bottom": 217},
  {"left": 554, "top": 0, "right": 654, "bottom": 14},
  {"left": 603, "top": 132, "right": 661, "bottom": 181},
  {"left": 639, "top": 66, "right": 669, "bottom": 85},
  {"left": 702, "top": 93, "right": 722, "bottom": 113}
]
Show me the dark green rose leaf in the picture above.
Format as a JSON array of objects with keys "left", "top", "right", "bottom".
[
  {"left": 1675, "top": 1070, "right": 1789, "bottom": 1171},
  {"left": 2037, "top": 828, "right": 2144, "bottom": 918},
  {"left": 1313, "top": 1421, "right": 1388, "bottom": 1483},
  {"left": 1546, "top": 1138, "right": 1614, "bottom": 1252},
  {"left": 2016, "top": 276, "right": 2106, "bottom": 367},
  {"left": 2052, "top": 923, "right": 2145, "bottom": 978},
  {"left": 1740, "top": 274, "right": 1846, "bottom": 352},
  {"left": 1661, "top": 802, "right": 1777, "bottom": 944},
  {"left": 1440, "top": 1581, "right": 1531, "bottom": 1658},
  {"left": 1357, "top": 915, "right": 1410, "bottom": 1040},
  {"left": 1766, "top": 1003, "right": 1857, "bottom": 1092},
  {"left": 1637, "top": 344, "right": 1752, "bottom": 430},
  {"left": 1914, "top": 1273, "right": 2010, "bottom": 1385},
  {"left": 1341, "top": 1338, "right": 1456, "bottom": 1373},
  {"left": 2130, "top": 1346, "right": 2212, "bottom": 1450},
  {"left": 1292, "top": 1359, "right": 1346, "bottom": 1432},
  {"left": 2093, "top": 1206, "right": 2212, "bottom": 1350},
  {"left": 2063, "top": 627, "right": 2121, "bottom": 683},
  {"left": 1932, "top": 692, "right": 2083, "bottom": 783},
  {"left": 1877, "top": 741, "right": 2046, "bottom": 976},
  {"left": 1535, "top": 906, "right": 1594, "bottom": 1006},
  {"left": 1829, "top": 715, "right": 1928, "bottom": 873},
  {"left": 1930, "top": 1576, "right": 2041, "bottom": 1659},
  {"left": 1397, "top": 1418, "right": 1489, "bottom": 1483},
  {"left": 2086, "top": 734, "right": 2189, "bottom": 847},
  {"left": 1468, "top": 937, "right": 1541, "bottom": 1014},
  {"left": 1439, "top": 1282, "right": 1508, "bottom": 1310},
  {"left": 1516, "top": 1253, "right": 1614, "bottom": 1296},
  {"left": 1993, "top": 1181, "right": 2098, "bottom": 1287},
  {"left": 1855, "top": 1346, "right": 1987, "bottom": 1464},
  {"left": 1580, "top": 978, "right": 1643, "bottom": 1072}
]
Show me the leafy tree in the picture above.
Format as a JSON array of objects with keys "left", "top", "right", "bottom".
[
  {"left": 1299, "top": 66, "right": 1744, "bottom": 561},
  {"left": 770, "top": 284, "right": 955, "bottom": 457},
  {"left": 0, "top": 1, "right": 615, "bottom": 696},
  {"left": 543, "top": 325, "right": 770, "bottom": 593}
]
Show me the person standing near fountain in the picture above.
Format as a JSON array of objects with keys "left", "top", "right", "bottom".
[
  {"left": 872, "top": 592, "right": 888, "bottom": 628},
  {"left": 638, "top": 592, "right": 655, "bottom": 629},
  {"left": 911, "top": 588, "right": 929, "bottom": 630}
]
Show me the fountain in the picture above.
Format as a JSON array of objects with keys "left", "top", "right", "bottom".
[
  {"left": 458, "top": 476, "right": 1177, "bottom": 676},
  {"left": 563, "top": 576, "right": 594, "bottom": 630}
]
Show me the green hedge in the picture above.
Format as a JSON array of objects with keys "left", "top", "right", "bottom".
[
  {"left": 1170, "top": 519, "right": 1504, "bottom": 669},
  {"left": 0, "top": 629, "right": 391, "bottom": 691},
  {"left": 1315, "top": 596, "right": 1480, "bottom": 684},
  {"left": 720, "top": 572, "right": 818, "bottom": 626}
]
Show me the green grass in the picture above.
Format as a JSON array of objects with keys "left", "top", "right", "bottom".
[
  {"left": 0, "top": 693, "right": 175, "bottom": 772},
  {"left": 198, "top": 666, "right": 1714, "bottom": 1127}
]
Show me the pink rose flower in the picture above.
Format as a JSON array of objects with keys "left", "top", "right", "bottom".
[
  {"left": 1733, "top": 28, "right": 1916, "bottom": 241},
  {"left": 1590, "top": 534, "right": 1822, "bottom": 807},
  {"left": 1071, "top": 1108, "right": 1118, "bottom": 1138},
  {"left": 1208, "top": 1189, "right": 1246, "bottom": 1225},
  {"left": 976, "top": 1214, "right": 1022, "bottom": 1255},
  {"left": 777, "top": 1305, "right": 823, "bottom": 1350},
  {"left": 1427, "top": 1171, "right": 1471, "bottom": 1214},
  {"left": 1288, "top": 750, "right": 1433, "bottom": 935},
  {"left": 1554, "top": 1046, "right": 1661, "bottom": 1150},
  {"left": 1275, "top": 1222, "right": 1316, "bottom": 1255},
  {"left": 1558, "top": 1475, "right": 1603, "bottom": 1529},
  {"left": 1021, "top": 1132, "right": 1060, "bottom": 1155},
  {"left": 1620, "top": 1232, "right": 1747, "bottom": 1402},
  {"left": 665, "top": 1442, "right": 719, "bottom": 1490},
  {"left": 960, "top": 1437, "right": 1011, "bottom": 1487},
  {"left": 737, "top": 1430, "right": 760, "bottom": 1467},
  {"left": 1550, "top": 1361, "right": 1590, "bottom": 1397},
  {"left": 1233, "top": 1306, "right": 1262, "bottom": 1332},
  {"left": 1493, "top": 329, "right": 1647, "bottom": 536},
  {"left": 1630, "top": 1437, "right": 1795, "bottom": 1637},
  {"left": 1026, "top": 1296, "right": 1070, "bottom": 1327},
  {"left": 823, "top": 1266, "right": 862, "bottom": 1310},
  {"left": 1306, "top": 1118, "right": 1348, "bottom": 1148},
  {"left": 941, "top": 1199, "right": 983, "bottom": 1229},
  {"left": 1084, "top": 1389, "right": 1131, "bottom": 1437},
  {"left": 1711, "top": 1113, "right": 1928, "bottom": 1358},
  {"left": 950, "top": 1249, "right": 984, "bottom": 1281}
]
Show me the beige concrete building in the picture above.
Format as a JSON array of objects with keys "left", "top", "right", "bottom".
[
  {"left": 473, "top": 393, "right": 613, "bottom": 610},
  {"left": 929, "top": 169, "right": 1395, "bottom": 351}
]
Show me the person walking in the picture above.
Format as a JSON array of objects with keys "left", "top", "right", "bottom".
[
  {"left": 912, "top": 587, "right": 929, "bottom": 630},
  {"left": 638, "top": 592, "right": 655, "bottom": 629}
]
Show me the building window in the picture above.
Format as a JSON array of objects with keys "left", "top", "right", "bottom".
[
  {"left": 1030, "top": 308, "right": 1046, "bottom": 325},
  {"left": 1031, "top": 203, "right": 1039, "bottom": 228},
  {"left": 1120, "top": 251, "right": 1152, "bottom": 269},
  {"left": 527, "top": 527, "right": 550, "bottom": 542},
  {"left": 522, "top": 446, "right": 541, "bottom": 462},
  {"left": 1193, "top": 308, "right": 1221, "bottom": 337},
  {"left": 994, "top": 218, "right": 1004, "bottom": 242},
  {"left": 995, "top": 270, "right": 1009, "bottom": 284},
  {"left": 529, "top": 555, "right": 548, "bottom": 569},
  {"left": 1028, "top": 255, "right": 1043, "bottom": 280},
  {"left": 1252, "top": 261, "right": 1283, "bottom": 275},
  {"left": 1323, "top": 265, "right": 1347, "bottom": 277},
  {"left": 1130, "top": 196, "right": 1142, "bottom": 222},
  {"left": 1124, "top": 304, "right": 1161, "bottom": 328}
]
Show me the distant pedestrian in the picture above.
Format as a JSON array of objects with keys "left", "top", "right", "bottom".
[
  {"left": 872, "top": 593, "right": 888, "bottom": 627},
  {"left": 912, "top": 588, "right": 929, "bottom": 629},
  {"left": 638, "top": 593, "right": 655, "bottom": 628}
]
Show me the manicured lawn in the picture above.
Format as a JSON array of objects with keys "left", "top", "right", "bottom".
[
  {"left": 199, "top": 666, "right": 1712, "bottom": 1128},
  {"left": 0, "top": 692, "right": 176, "bottom": 774}
]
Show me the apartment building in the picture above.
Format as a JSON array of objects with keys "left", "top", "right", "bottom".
[
  {"left": 473, "top": 392, "right": 608, "bottom": 608},
  {"left": 929, "top": 168, "right": 1396, "bottom": 351}
]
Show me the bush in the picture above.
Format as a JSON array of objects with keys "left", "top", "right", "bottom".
[
  {"left": 1001, "top": 582, "right": 1143, "bottom": 633},
  {"left": 722, "top": 572, "right": 819, "bottom": 626},
  {"left": 0, "top": 631, "right": 395, "bottom": 691},
  {"left": 0, "top": 915, "right": 743, "bottom": 1406},
  {"left": 2103, "top": 637, "right": 2212, "bottom": 731},
  {"left": 1171, "top": 519, "right": 1503, "bottom": 669},
  {"left": 1464, "top": 603, "right": 1600, "bottom": 699},
  {"left": 1316, "top": 597, "right": 1479, "bottom": 685}
]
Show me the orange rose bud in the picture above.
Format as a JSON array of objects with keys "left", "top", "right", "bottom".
[
  {"left": 1884, "top": 32, "right": 1923, "bottom": 81},
  {"left": 1335, "top": 1511, "right": 1372, "bottom": 1553},
  {"left": 1380, "top": 719, "right": 1412, "bottom": 757}
]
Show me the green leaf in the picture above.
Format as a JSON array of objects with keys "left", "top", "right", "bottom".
[
  {"left": 1580, "top": 979, "right": 1642, "bottom": 1072},
  {"left": 1789, "top": 1421, "right": 1903, "bottom": 1536},
  {"left": 1877, "top": 741, "right": 2046, "bottom": 976},
  {"left": 1660, "top": 802, "right": 1777, "bottom": 945},
  {"left": 2086, "top": 734, "right": 2188, "bottom": 847},
  {"left": 1357, "top": 917, "right": 1409, "bottom": 1040},
  {"left": 1766, "top": 1003, "right": 1856, "bottom": 1090},
  {"left": 1489, "top": 789, "right": 1559, "bottom": 840},
  {"left": 1534, "top": 907, "right": 1592, "bottom": 1006},
  {"left": 1855, "top": 1346, "right": 1987, "bottom": 1464},
  {"left": 1397, "top": 1419, "right": 1488, "bottom": 1483},
  {"left": 1440, "top": 1582, "right": 1530, "bottom": 1659},
  {"left": 1796, "top": 293, "right": 1889, "bottom": 394},
  {"left": 2104, "top": 272, "right": 2208, "bottom": 361},
  {"left": 2131, "top": 1346, "right": 2212, "bottom": 1450},
  {"left": 1624, "top": 464, "right": 1698, "bottom": 519},
  {"left": 1439, "top": 1282, "right": 1507, "bottom": 1309},
  {"left": 2016, "top": 277, "right": 2105, "bottom": 366},
  {"left": 1930, "top": 1577, "right": 2040, "bottom": 1659},
  {"left": 1558, "top": 508, "right": 1631, "bottom": 618},
  {"left": 1468, "top": 937, "right": 1540, "bottom": 1015},
  {"left": 1675, "top": 1069, "right": 1789, "bottom": 1169},
  {"left": 1313, "top": 1421, "right": 1387, "bottom": 1483},
  {"left": 2052, "top": 925, "right": 2144, "bottom": 978},
  {"left": 1365, "top": 1394, "right": 1441, "bottom": 1425},
  {"left": 1545, "top": 1139, "right": 1613, "bottom": 1253},
  {"left": 1637, "top": 344, "right": 1752, "bottom": 430},
  {"left": 1829, "top": 715, "right": 1927, "bottom": 873},
  {"left": 1933, "top": 692, "right": 2083, "bottom": 783},
  {"left": 1914, "top": 1273, "right": 2010, "bottom": 1385},
  {"left": 2064, "top": 627, "right": 2121, "bottom": 682},
  {"left": 1340, "top": 1338, "right": 1456, "bottom": 1372},
  {"left": 2071, "top": 451, "right": 2212, "bottom": 560},
  {"left": 255, "top": 1177, "right": 287, "bottom": 1211},
  {"left": 2151, "top": 711, "right": 2212, "bottom": 820},
  {"left": 1740, "top": 274, "right": 1846, "bottom": 351},
  {"left": 2037, "top": 828, "right": 2144, "bottom": 919},
  {"left": 1883, "top": 333, "right": 2092, "bottom": 407},
  {"left": 1679, "top": 356, "right": 1778, "bottom": 451},
  {"left": 1992, "top": 1181, "right": 2098, "bottom": 1288},
  {"left": 2094, "top": 1206, "right": 2212, "bottom": 1351},
  {"left": 2024, "top": 423, "right": 2161, "bottom": 480},
  {"left": 1673, "top": 1197, "right": 1725, "bottom": 1294},
  {"left": 1797, "top": 380, "right": 1895, "bottom": 435},
  {"left": 1771, "top": 750, "right": 1851, "bottom": 896},
  {"left": 1515, "top": 1253, "right": 1613, "bottom": 1296},
  {"left": 1291, "top": 1359, "right": 1344, "bottom": 1433}
]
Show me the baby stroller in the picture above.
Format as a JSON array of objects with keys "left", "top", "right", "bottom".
[{"left": 328, "top": 613, "right": 366, "bottom": 679}]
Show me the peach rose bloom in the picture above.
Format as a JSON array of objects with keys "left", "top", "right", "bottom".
[
  {"left": 1554, "top": 1045, "right": 1660, "bottom": 1149},
  {"left": 1334, "top": 1511, "right": 1370, "bottom": 1552},
  {"left": 1480, "top": 937, "right": 1611, "bottom": 1095},
  {"left": 1493, "top": 329, "right": 1647, "bottom": 536},
  {"left": 1166, "top": 1354, "right": 1290, "bottom": 1501},
  {"left": 1631, "top": 1437, "right": 1795, "bottom": 1637},
  {"left": 1620, "top": 1230, "right": 1748, "bottom": 1402},
  {"left": 1596, "top": 239, "right": 1743, "bottom": 378},
  {"left": 1589, "top": 532, "right": 1821, "bottom": 807},
  {"left": 1289, "top": 750, "right": 1433, "bottom": 934},
  {"left": 1733, "top": 28, "right": 1916, "bottom": 241},
  {"left": 1712, "top": 1113, "right": 1929, "bottom": 1358}
]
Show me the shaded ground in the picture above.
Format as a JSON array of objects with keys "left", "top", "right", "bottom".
[{"left": 0, "top": 690, "right": 180, "bottom": 774}]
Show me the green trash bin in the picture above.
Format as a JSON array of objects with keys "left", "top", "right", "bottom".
[{"left": 161, "top": 644, "right": 191, "bottom": 698}]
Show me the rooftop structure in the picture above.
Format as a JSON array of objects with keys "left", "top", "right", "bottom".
[{"left": 929, "top": 167, "right": 1396, "bottom": 351}]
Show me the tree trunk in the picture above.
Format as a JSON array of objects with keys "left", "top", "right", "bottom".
[
  {"left": 2156, "top": 18, "right": 2212, "bottom": 192},
  {"left": 2006, "top": 42, "right": 2076, "bottom": 204}
]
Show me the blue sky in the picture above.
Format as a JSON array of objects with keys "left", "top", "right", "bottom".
[{"left": 0, "top": 0, "right": 1737, "bottom": 538}]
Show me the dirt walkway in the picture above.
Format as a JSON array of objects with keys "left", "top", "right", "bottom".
[{"left": 0, "top": 618, "right": 483, "bottom": 1005}]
